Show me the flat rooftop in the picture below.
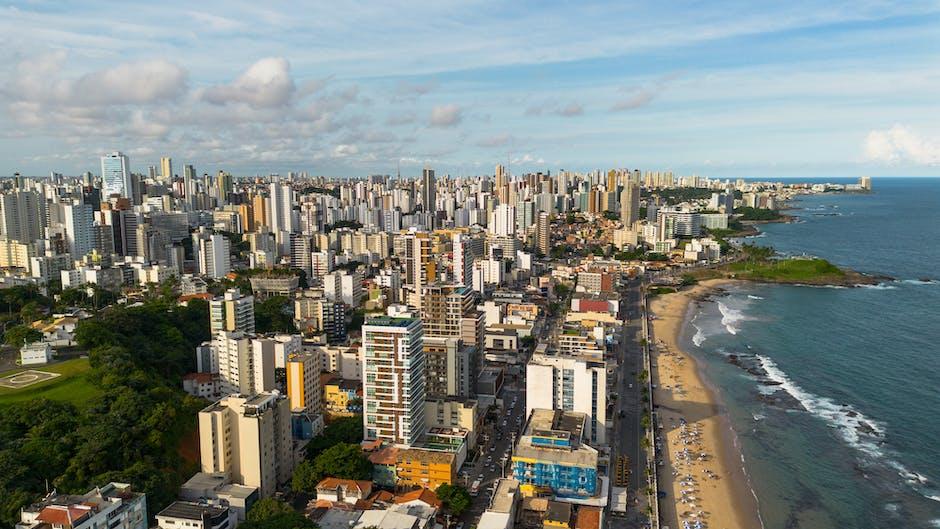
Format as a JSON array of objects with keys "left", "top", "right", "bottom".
[
  {"left": 158, "top": 501, "right": 228, "bottom": 520},
  {"left": 365, "top": 316, "right": 417, "bottom": 328}
]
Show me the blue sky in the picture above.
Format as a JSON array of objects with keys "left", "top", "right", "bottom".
[{"left": 1, "top": 0, "right": 939, "bottom": 178}]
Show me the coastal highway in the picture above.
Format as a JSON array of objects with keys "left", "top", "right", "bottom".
[{"left": 609, "top": 278, "right": 651, "bottom": 529}]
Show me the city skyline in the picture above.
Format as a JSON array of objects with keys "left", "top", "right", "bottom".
[{"left": 2, "top": 1, "right": 940, "bottom": 177}]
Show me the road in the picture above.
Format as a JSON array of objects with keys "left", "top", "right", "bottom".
[
  {"left": 609, "top": 279, "right": 652, "bottom": 529},
  {"left": 460, "top": 381, "right": 529, "bottom": 525}
]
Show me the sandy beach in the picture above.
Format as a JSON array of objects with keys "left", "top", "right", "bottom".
[{"left": 649, "top": 279, "right": 763, "bottom": 529}]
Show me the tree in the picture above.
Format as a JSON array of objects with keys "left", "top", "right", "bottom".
[
  {"left": 241, "top": 498, "right": 316, "bottom": 529},
  {"left": 291, "top": 460, "right": 320, "bottom": 494},
  {"left": 305, "top": 416, "right": 364, "bottom": 459},
  {"left": 255, "top": 296, "right": 297, "bottom": 333},
  {"left": 3, "top": 324, "right": 41, "bottom": 347},
  {"left": 436, "top": 484, "right": 471, "bottom": 516},
  {"left": 308, "top": 443, "right": 372, "bottom": 483}
]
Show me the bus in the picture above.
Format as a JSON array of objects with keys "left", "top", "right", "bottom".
[{"left": 469, "top": 479, "right": 482, "bottom": 496}]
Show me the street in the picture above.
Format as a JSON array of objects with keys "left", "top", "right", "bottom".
[{"left": 609, "top": 279, "right": 652, "bottom": 529}]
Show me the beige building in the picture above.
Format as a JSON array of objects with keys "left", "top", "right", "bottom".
[
  {"left": 198, "top": 392, "right": 294, "bottom": 498},
  {"left": 420, "top": 283, "right": 483, "bottom": 348},
  {"left": 425, "top": 397, "right": 479, "bottom": 449}
]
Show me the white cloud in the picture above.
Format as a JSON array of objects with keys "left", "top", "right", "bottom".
[
  {"left": 864, "top": 125, "right": 940, "bottom": 165},
  {"left": 429, "top": 104, "right": 462, "bottom": 127},
  {"left": 203, "top": 57, "right": 295, "bottom": 107},
  {"left": 332, "top": 144, "right": 359, "bottom": 157}
]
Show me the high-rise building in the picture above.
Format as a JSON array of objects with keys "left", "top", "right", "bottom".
[
  {"left": 494, "top": 164, "right": 508, "bottom": 204},
  {"left": 268, "top": 181, "right": 295, "bottom": 254},
  {"left": 210, "top": 288, "right": 256, "bottom": 335},
  {"left": 64, "top": 201, "right": 95, "bottom": 259},
  {"left": 0, "top": 191, "right": 44, "bottom": 243},
  {"left": 160, "top": 157, "right": 173, "bottom": 182},
  {"left": 194, "top": 230, "right": 231, "bottom": 279},
  {"left": 101, "top": 152, "right": 133, "bottom": 199},
  {"left": 511, "top": 409, "right": 599, "bottom": 498},
  {"left": 451, "top": 233, "right": 473, "bottom": 286},
  {"left": 323, "top": 270, "right": 362, "bottom": 308},
  {"left": 526, "top": 350, "right": 608, "bottom": 445},
  {"left": 419, "top": 283, "right": 483, "bottom": 348},
  {"left": 536, "top": 211, "right": 550, "bottom": 256},
  {"left": 286, "top": 351, "right": 321, "bottom": 415},
  {"left": 423, "top": 336, "right": 474, "bottom": 398},
  {"left": 620, "top": 182, "right": 640, "bottom": 227},
  {"left": 362, "top": 316, "right": 426, "bottom": 447},
  {"left": 198, "top": 392, "right": 294, "bottom": 498},
  {"left": 183, "top": 164, "right": 196, "bottom": 205},
  {"left": 488, "top": 204, "right": 515, "bottom": 237},
  {"left": 403, "top": 232, "right": 435, "bottom": 308},
  {"left": 211, "top": 331, "right": 277, "bottom": 396},
  {"left": 421, "top": 167, "right": 436, "bottom": 225}
]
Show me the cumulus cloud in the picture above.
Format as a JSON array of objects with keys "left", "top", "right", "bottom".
[
  {"left": 429, "top": 104, "right": 462, "bottom": 127},
  {"left": 332, "top": 144, "right": 359, "bottom": 157},
  {"left": 203, "top": 57, "right": 295, "bottom": 107},
  {"left": 9, "top": 53, "right": 187, "bottom": 107},
  {"left": 864, "top": 125, "right": 940, "bottom": 165}
]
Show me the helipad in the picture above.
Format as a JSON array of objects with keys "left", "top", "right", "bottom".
[{"left": 0, "top": 369, "right": 60, "bottom": 389}]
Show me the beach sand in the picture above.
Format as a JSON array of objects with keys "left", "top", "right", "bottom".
[{"left": 649, "top": 279, "right": 763, "bottom": 529}]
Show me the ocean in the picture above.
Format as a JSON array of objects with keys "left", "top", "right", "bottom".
[{"left": 679, "top": 178, "right": 940, "bottom": 528}]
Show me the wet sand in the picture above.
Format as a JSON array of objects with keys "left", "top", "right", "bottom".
[{"left": 649, "top": 279, "right": 763, "bottom": 529}]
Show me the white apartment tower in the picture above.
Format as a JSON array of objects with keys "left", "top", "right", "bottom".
[
  {"left": 362, "top": 316, "right": 426, "bottom": 447},
  {"left": 526, "top": 351, "right": 609, "bottom": 445}
]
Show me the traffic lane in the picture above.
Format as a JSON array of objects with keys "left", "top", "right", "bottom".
[{"left": 461, "top": 387, "right": 528, "bottom": 524}]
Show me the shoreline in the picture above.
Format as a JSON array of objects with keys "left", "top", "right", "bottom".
[{"left": 649, "top": 278, "right": 764, "bottom": 529}]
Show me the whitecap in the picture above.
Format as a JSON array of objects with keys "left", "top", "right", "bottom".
[
  {"left": 901, "top": 279, "right": 937, "bottom": 286},
  {"left": 756, "top": 355, "right": 940, "bottom": 503},
  {"left": 717, "top": 300, "right": 748, "bottom": 335},
  {"left": 691, "top": 323, "right": 706, "bottom": 347},
  {"left": 747, "top": 295, "right": 764, "bottom": 300},
  {"left": 858, "top": 283, "right": 897, "bottom": 290}
]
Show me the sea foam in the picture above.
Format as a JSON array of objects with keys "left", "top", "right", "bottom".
[
  {"left": 717, "top": 300, "right": 748, "bottom": 335},
  {"left": 756, "top": 354, "right": 940, "bottom": 503}
]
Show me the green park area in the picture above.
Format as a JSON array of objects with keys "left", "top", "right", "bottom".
[
  {"left": 0, "top": 357, "right": 101, "bottom": 406},
  {"left": 726, "top": 257, "right": 846, "bottom": 283}
]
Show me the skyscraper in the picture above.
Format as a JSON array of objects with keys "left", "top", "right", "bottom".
[
  {"left": 620, "top": 182, "right": 640, "bottom": 227},
  {"left": 0, "top": 191, "right": 44, "bottom": 243},
  {"left": 362, "top": 316, "right": 426, "bottom": 447},
  {"left": 536, "top": 211, "right": 550, "bottom": 256},
  {"left": 160, "top": 157, "right": 173, "bottom": 182},
  {"left": 100, "top": 151, "right": 132, "bottom": 199},
  {"left": 495, "top": 164, "right": 508, "bottom": 204},
  {"left": 63, "top": 201, "right": 94, "bottom": 259},
  {"left": 421, "top": 167, "right": 436, "bottom": 226}
]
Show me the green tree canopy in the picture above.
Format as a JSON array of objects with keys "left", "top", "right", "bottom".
[
  {"left": 435, "top": 484, "right": 471, "bottom": 516},
  {"left": 306, "top": 443, "right": 372, "bottom": 484},
  {"left": 241, "top": 498, "right": 317, "bottom": 529},
  {"left": 3, "top": 324, "right": 42, "bottom": 347}
]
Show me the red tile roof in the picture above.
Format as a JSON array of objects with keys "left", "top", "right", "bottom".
[
  {"left": 37, "top": 505, "right": 93, "bottom": 527},
  {"left": 394, "top": 488, "right": 442, "bottom": 508},
  {"left": 575, "top": 507, "right": 602, "bottom": 529}
]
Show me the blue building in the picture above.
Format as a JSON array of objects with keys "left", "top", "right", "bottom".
[{"left": 511, "top": 409, "right": 599, "bottom": 499}]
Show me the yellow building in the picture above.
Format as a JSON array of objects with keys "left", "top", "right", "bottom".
[
  {"left": 396, "top": 448, "right": 457, "bottom": 490},
  {"left": 286, "top": 352, "right": 321, "bottom": 415},
  {"left": 322, "top": 377, "right": 361, "bottom": 417}
]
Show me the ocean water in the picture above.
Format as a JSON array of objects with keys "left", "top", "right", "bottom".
[{"left": 680, "top": 178, "right": 940, "bottom": 528}]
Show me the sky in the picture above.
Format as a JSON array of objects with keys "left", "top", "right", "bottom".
[{"left": 1, "top": 0, "right": 939, "bottom": 178}]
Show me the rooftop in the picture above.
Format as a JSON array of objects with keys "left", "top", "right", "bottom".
[
  {"left": 364, "top": 316, "right": 418, "bottom": 328},
  {"left": 157, "top": 501, "right": 228, "bottom": 521}
]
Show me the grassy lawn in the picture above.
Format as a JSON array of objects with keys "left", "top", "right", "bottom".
[
  {"left": 0, "top": 358, "right": 101, "bottom": 406},
  {"left": 726, "top": 258, "right": 845, "bottom": 283}
]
